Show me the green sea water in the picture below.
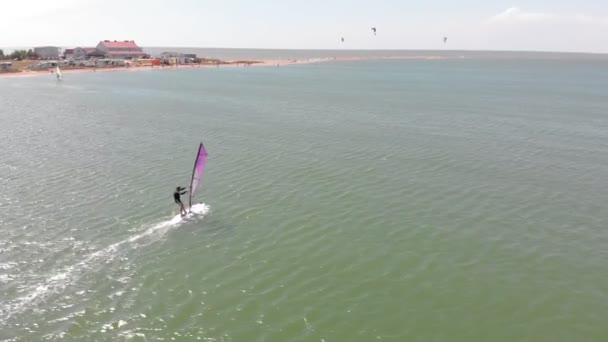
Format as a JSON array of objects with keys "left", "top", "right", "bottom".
[{"left": 1, "top": 56, "right": 608, "bottom": 341}]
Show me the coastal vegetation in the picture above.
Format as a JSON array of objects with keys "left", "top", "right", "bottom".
[{"left": 0, "top": 49, "right": 38, "bottom": 60}]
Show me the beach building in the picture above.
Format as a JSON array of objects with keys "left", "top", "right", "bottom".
[
  {"left": 75, "top": 47, "right": 105, "bottom": 59},
  {"left": 64, "top": 47, "right": 105, "bottom": 59},
  {"left": 34, "top": 46, "right": 60, "bottom": 59},
  {"left": 63, "top": 49, "right": 75, "bottom": 59},
  {"left": 0, "top": 62, "right": 13, "bottom": 71},
  {"left": 160, "top": 51, "right": 198, "bottom": 64},
  {"left": 160, "top": 51, "right": 184, "bottom": 64},
  {"left": 73, "top": 48, "right": 87, "bottom": 59},
  {"left": 96, "top": 40, "right": 145, "bottom": 59},
  {"left": 85, "top": 48, "right": 105, "bottom": 58}
]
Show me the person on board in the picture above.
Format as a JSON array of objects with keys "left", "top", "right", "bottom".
[{"left": 174, "top": 186, "right": 188, "bottom": 217}]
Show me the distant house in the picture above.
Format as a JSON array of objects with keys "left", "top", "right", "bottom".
[
  {"left": 72, "top": 48, "right": 87, "bottom": 58},
  {"left": 64, "top": 47, "right": 105, "bottom": 59},
  {"left": 71, "top": 47, "right": 104, "bottom": 59},
  {"left": 34, "top": 46, "right": 60, "bottom": 59},
  {"left": 85, "top": 48, "right": 105, "bottom": 58},
  {"left": 64, "top": 48, "right": 75, "bottom": 59},
  {"left": 0, "top": 62, "right": 13, "bottom": 71},
  {"left": 96, "top": 40, "right": 145, "bottom": 59},
  {"left": 160, "top": 51, "right": 197, "bottom": 64}
]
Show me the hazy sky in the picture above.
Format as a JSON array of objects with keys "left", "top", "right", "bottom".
[{"left": 1, "top": 0, "right": 607, "bottom": 52}]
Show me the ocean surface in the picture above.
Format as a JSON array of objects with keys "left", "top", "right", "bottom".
[{"left": 1, "top": 53, "right": 608, "bottom": 341}]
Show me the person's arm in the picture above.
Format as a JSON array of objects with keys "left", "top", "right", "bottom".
[{"left": 180, "top": 190, "right": 187, "bottom": 195}]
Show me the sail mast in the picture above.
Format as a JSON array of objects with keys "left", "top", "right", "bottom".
[{"left": 188, "top": 143, "right": 203, "bottom": 210}]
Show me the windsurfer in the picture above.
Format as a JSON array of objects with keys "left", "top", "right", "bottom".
[{"left": 174, "top": 186, "right": 188, "bottom": 216}]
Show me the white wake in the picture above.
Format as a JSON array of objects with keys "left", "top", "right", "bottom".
[{"left": 1, "top": 203, "right": 210, "bottom": 323}]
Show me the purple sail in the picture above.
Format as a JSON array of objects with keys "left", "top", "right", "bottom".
[{"left": 189, "top": 143, "right": 208, "bottom": 209}]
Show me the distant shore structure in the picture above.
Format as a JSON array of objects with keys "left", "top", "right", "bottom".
[
  {"left": 96, "top": 40, "right": 146, "bottom": 59},
  {"left": 160, "top": 51, "right": 198, "bottom": 64},
  {"left": 65, "top": 47, "right": 105, "bottom": 59},
  {"left": 34, "top": 46, "right": 60, "bottom": 59},
  {"left": 0, "top": 39, "right": 273, "bottom": 75},
  {"left": 0, "top": 62, "right": 13, "bottom": 71}
]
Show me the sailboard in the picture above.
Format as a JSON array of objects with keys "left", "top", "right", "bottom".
[
  {"left": 188, "top": 142, "right": 208, "bottom": 211},
  {"left": 56, "top": 65, "right": 62, "bottom": 80}
]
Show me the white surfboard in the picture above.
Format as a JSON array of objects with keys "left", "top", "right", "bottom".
[{"left": 170, "top": 203, "right": 210, "bottom": 224}]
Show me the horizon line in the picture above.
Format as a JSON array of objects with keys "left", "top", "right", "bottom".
[
  {"left": 1, "top": 46, "right": 608, "bottom": 56},
  {"left": 143, "top": 47, "right": 608, "bottom": 55}
]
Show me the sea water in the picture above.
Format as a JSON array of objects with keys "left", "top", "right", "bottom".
[{"left": 1, "top": 53, "right": 608, "bottom": 341}]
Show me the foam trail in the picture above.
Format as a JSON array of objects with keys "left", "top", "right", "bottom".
[
  {"left": 1, "top": 203, "right": 210, "bottom": 323},
  {"left": 128, "top": 203, "right": 209, "bottom": 244}
]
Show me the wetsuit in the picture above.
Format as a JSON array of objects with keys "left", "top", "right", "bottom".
[{"left": 174, "top": 187, "right": 187, "bottom": 204}]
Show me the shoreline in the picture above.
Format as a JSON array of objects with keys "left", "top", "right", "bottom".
[{"left": 0, "top": 55, "right": 445, "bottom": 79}]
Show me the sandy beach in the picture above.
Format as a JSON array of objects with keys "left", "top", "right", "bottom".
[
  {"left": 0, "top": 55, "right": 446, "bottom": 79},
  {"left": 0, "top": 59, "right": 301, "bottom": 78}
]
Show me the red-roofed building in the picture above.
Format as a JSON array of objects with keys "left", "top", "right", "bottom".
[{"left": 96, "top": 40, "right": 145, "bottom": 59}]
